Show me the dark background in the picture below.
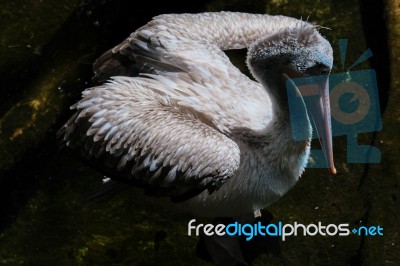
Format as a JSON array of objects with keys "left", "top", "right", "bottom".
[{"left": 0, "top": 0, "right": 398, "bottom": 265}]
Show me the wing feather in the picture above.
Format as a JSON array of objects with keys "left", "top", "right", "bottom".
[
  {"left": 92, "top": 13, "right": 273, "bottom": 132},
  {"left": 59, "top": 77, "right": 241, "bottom": 195}
]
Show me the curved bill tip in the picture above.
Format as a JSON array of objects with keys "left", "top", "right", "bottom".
[
  {"left": 329, "top": 166, "right": 337, "bottom": 176},
  {"left": 301, "top": 75, "right": 336, "bottom": 176}
]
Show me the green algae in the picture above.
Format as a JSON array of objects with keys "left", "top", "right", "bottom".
[
  {"left": 0, "top": 1, "right": 99, "bottom": 172},
  {"left": 0, "top": 0, "right": 84, "bottom": 78}
]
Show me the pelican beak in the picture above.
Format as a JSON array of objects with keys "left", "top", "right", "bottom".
[
  {"left": 283, "top": 69, "right": 336, "bottom": 175},
  {"left": 302, "top": 75, "right": 336, "bottom": 175}
]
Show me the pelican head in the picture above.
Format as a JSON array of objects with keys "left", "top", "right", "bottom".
[{"left": 247, "top": 25, "right": 336, "bottom": 175}]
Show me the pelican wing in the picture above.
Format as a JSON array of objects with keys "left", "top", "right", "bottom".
[
  {"left": 92, "top": 12, "right": 303, "bottom": 83},
  {"left": 93, "top": 13, "right": 275, "bottom": 131},
  {"left": 59, "top": 77, "right": 241, "bottom": 200},
  {"left": 92, "top": 12, "right": 243, "bottom": 83}
]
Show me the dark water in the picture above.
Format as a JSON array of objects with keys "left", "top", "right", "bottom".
[{"left": 0, "top": 0, "right": 397, "bottom": 265}]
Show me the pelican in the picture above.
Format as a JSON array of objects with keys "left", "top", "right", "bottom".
[{"left": 59, "top": 12, "right": 336, "bottom": 218}]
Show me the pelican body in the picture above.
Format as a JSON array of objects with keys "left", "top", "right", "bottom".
[{"left": 59, "top": 12, "right": 335, "bottom": 217}]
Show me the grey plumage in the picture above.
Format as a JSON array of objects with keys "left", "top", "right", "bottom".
[{"left": 58, "top": 12, "right": 334, "bottom": 217}]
